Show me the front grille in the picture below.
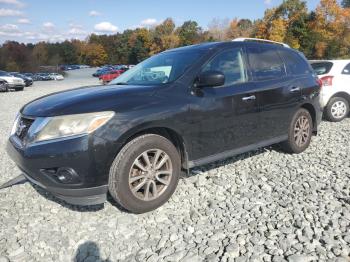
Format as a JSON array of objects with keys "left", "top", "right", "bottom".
[{"left": 16, "top": 116, "right": 35, "bottom": 141}]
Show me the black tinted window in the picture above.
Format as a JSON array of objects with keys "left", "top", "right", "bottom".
[
  {"left": 247, "top": 47, "right": 286, "bottom": 81},
  {"left": 311, "top": 62, "right": 333, "bottom": 75},
  {"left": 202, "top": 48, "right": 247, "bottom": 86},
  {"left": 342, "top": 63, "right": 350, "bottom": 75},
  {"left": 279, "top": 50, "right": 311, "bottom": 75}
]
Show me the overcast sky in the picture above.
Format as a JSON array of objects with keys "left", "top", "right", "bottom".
[{"left": 0, "top": 0, "right": 321, "bottom": 44}]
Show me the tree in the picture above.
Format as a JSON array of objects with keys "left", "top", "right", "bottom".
[
  {"left": 80, "top": 43, "right": 108, "bottom": 66},
  {"left": 150, "top": 18, "right": 179, "bottom": 55},
  {"left": 342, "top": 0, "right": 350, "bottom": 8},
  {"left": 177, "top": 21, "right": 202, "bottom": 46},
  {"left": 32, "top": 42, "right": 48, "bottom": 66},
  {"left": 207, "top": 18, "right": 230, "bottom": 41}
]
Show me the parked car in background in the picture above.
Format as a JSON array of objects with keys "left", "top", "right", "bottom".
[
  {"left": 310, "top": 60, "right": 350, "bottom": 122},
  {"left": 7, "top": 39, "right": 322, "bottom": 213},
  {"left": 93, "top": 68, "right": 112, "bottom": 77},
  {"left": 0, "top": 79, "right": 9, "bottom": 92},
  {"left": 9, "top": 73, "right": 33, "bottom": 87},
  {"left": 35, "top": 73, "right": 52, "bottom": 81},
  {"left": 99, "top": 69, "right": 126, "bottom": 84},
  {"left": 0, "top": 71, "right": 25, "bottom": 91},
  {"left": 49, "top": 73, "right": 64, "bottom": 81}
]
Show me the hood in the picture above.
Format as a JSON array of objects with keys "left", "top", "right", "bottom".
[{"left": 21, "top": 84, "right": 158, "bottom": 117}]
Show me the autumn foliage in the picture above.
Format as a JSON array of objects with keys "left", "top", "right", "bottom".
[{"left": 0, "top": 0, "right": 350, "bottom": 72}]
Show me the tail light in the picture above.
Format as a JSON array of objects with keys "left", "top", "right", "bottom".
[
  {"left": 320, "top": 76, "right": 334, "bottom": 87},
  {"left": 316, "top": 78, "right": 322, "bottom": 88}
]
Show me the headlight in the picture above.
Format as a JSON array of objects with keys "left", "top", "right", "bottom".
[
  {"left": 10, "top": 114, "right": 20, "bottom": 135},
  {"left": 34, "top": 111, "right": 115, "bottom": 142}
]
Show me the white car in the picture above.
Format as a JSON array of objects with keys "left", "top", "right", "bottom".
[
  {"left": 310, "top": 60, "right": 350, "bottom": 122},
  {"left": 50, "top": 73, "right": 64, "bottom": 81},
  {"left": 0, "top": 71, "right": 25, "bottom": 91}
]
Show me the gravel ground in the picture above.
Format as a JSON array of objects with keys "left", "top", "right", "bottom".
[{"left": 0, "top": 69, "right": 350, "bottom": 262}]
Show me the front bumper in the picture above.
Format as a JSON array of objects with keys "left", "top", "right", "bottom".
[
  {"left": 8, "top": 83, "right": 25, "bottom": 89},
  {"left": 6, "top": 134, "right": 112, "bottom": 206}
]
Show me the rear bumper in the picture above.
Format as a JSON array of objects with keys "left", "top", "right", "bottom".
[{"left": 6, "top": 134, "right": 111, "bottom": 206}]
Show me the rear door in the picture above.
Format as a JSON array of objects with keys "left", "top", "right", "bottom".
[{"left": 246, "top": 45, "right": 303, "bottom": 141}]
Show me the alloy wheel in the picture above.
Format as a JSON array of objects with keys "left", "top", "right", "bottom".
[
  {"left": 294, "top": 115, "right": 310, "bottom": 147},
  {"left": 129, "top": 149, "right": 173, "bottom": 201},
  {"left": 331, "top": 101, "right": 347, "bottom": 119}
]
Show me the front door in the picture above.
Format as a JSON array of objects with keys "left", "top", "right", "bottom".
[{"left": 186, "top": 47, "right": 261, "bottom": 161}]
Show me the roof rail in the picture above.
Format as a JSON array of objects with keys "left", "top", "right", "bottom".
[{"left": 232, "top": 38, "right": 290, "bottom": 48}]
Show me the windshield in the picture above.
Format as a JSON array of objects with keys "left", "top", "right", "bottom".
[
  {"left": 0, "top": 71, "right": 10, "bottom": 76},
  {"left": 110, "top": 50, "right": 203, "bottom": 85},
  {"left": 311, "top": 62, "right": 333, "bottom": 75}
]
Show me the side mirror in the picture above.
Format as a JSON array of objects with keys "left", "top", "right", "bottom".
[{"left": 197, "top": 71, "right": 225, "bottom": 88}]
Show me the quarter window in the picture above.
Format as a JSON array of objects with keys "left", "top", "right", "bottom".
[
  {"left": 279, "top": 49, "right": 311, "bottom": 76},
  {"left": 202, "top": 48, "right": 247, "bottom": 86},
  {"left": 342, "top": 63, "right": 350, "bottom": 75},
  {"left": 247, "top": 47, "right": 286, "bottom": 81}
]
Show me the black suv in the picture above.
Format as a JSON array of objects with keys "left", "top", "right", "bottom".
[{"left": 7, "top": 39, "right": 322, "bottom": 213}]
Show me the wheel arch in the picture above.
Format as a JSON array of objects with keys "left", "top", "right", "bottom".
[
  {"left": 329, "top": 92, "right": 350, "bottom": 105},
  {"left": 119, "top": 126, "right": 189, "bottom": 170},
  {"left": 300, "top": 103, "right": 317, "bottom": 133}
]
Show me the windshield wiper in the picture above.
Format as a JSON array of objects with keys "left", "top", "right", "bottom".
[{"left": 115, "top": 82, "right": 129, "bottom": 85}]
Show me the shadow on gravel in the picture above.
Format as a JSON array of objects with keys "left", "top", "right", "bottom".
[{"left": 74, "top": 241, "right": 111, "bottom": 262}]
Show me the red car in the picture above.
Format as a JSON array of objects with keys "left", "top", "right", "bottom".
[{"left": 99, "top": 70, "right": 125, "bottom": 84}]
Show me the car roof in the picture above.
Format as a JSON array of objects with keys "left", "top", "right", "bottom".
[{"left": 164, "top": 40, "right": 293, "bottom": 54}]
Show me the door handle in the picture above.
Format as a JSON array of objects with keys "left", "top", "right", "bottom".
[
  {"left": 242, "top": 95, "right": 256, "bottom": 101},
  {"left": 290, "top": 87, "right": 301, "bottom": 93}
]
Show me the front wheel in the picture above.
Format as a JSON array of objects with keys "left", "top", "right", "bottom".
[
  {"left": 325, "top": 97, "right": 349, "bottom": 122},
  {"left": 108, "top": 134, "right": 181, "bottom": 213},
  {"left": 281, "top": 108, "right": 313, "bottom": 154}
]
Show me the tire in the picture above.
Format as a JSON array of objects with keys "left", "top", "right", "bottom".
[
  {"left": 108, "top": 134, "right": 181, "bottom": 213},
  {"left": 325, "top": 97, "right": 349, "bottom": 122},
  {"left": 281, "top": 108, "right": 313, "bottom": 154}
]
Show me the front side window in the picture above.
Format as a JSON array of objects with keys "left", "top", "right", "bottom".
[
  {"left": 110, "top": 50, "right": 204, "bottom": 86},
  {"left": 342, "top": 63, "right": 350, "bottom": 75},
  {"left": 247, "top": 46, "right": 286, "bottom": 81},
  {"left": 201, "top": 48, "right": 247, "bottom": 86}
]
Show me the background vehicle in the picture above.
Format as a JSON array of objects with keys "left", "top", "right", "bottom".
[
  {"left": 310, "top": 60, "right": 350, "bottom": 122},
  {"left": 35, "top": 73, "right": 52, "bottom": 81},
  {"left": 99, "top": 69, "right": 126, "bottom": 84},
  {"left": 9, "top": 73, "right": 33, "bottom": 87},
  {"left": 0, "top": 79, "right": 8, "bottom": 92},
  {"left": 49, "top": 73, "right": 64, "bottom": 81},
  {"left": 7, "top": 39, "right": 322, "bottom": 213},
  {"left": 0, "top": 70, "right": 25, "bottom": 91}
]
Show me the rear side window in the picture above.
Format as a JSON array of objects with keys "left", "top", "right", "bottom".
[
  {"left": 311, "top": 62, "right": 333, "bottom": 75},
  {"left": 202, "top": 48, "right": 247, "bottom": 86},
  {"left": 279, "top": 50, "right": 311, "bottom": 76},
  {"left": 247, "top": 46, "right": 286, "bottom": 81},
  {"left": 342, "top": 63, "right": 350, "bottom": 75}
]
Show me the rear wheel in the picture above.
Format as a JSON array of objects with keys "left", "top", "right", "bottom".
[
  {"left": 108, "top": 134, "right": 181, "bottom": 213},
  {"left": 281, "top": 108, "right": 313, "bottom": 154},
  {"left": 325, "top": 97, "right": 349, "bottom": 122}
]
